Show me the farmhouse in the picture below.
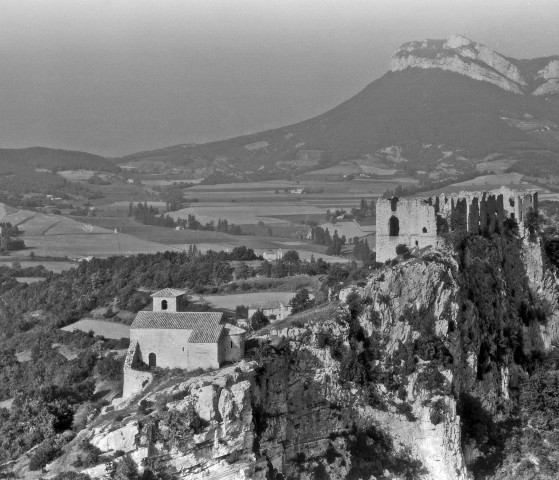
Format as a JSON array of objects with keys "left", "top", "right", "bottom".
[
  {"left": 123, "top": 288, "right": 245, "bottom": 398},
  {"left": 263, "top": 248, "right": 284, "bottom": 261},
  {"left": 248, "top": 300, "right": 292, "bottom": 321},
  {"left": 375, "top": 186, "right": 538, "bottom": 262}
]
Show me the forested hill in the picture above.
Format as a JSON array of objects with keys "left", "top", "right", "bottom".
[{"left": 0, "top": 147, "right": 118, "bottom": 174}]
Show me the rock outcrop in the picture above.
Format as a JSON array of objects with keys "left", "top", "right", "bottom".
[
  {"left": 48, "top": 231, "right": 559, "bottom": 480},
  {"left": 390, "top": 34, "right": 559, "bottom": 95}
]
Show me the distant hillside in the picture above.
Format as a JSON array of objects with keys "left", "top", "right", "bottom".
[
  {"left": 0, "top": 147, "right": 119, "bottom": 197},
  {"left": 0, "top": 147, "right": 118, "bottom": 174},
  {"left": 119, "top": 35, "right": 559, "bottom": 182}
]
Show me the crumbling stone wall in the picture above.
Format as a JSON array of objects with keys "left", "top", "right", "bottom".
[
  {"left": 376, "top": 187, "right": 538, "bottom": 262},
  {"left": 122, "top": 341, "right": 153, "bottom": 398}
]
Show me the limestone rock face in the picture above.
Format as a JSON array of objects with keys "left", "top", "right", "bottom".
[
  {"left": 65, "top": 235, "right": 559, "bottom": 480},
  {"left": 390, "top": 34, "right": 559, "bottom": 95},
  {"left": 90, "top": 421, "right": 139, "bottom": 453}
]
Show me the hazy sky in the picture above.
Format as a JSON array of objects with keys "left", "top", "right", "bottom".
[{"left": 1, "top": 0, "right": 558, "bottom": 157}]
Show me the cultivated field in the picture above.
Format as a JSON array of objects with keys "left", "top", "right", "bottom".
[
  {"left": 454, "top": 173, "right": 524, "bottom": 187},
  {"left": 169, "top": 203, "right": 326, "bottom": 225},
  {"left": 0, "top": 260, "right": 76, "bottom": 273},
  {"left": 0, "top": 206, "right": 182, "bottom": 259},
  {"left": 23, "top": 232, "right": 179, "bottom": 258},
  {"left": 58, "top": 170, "right": 99, "bottom": 181},
  {"left": 61, "top": 319, "right": 131, "bottom": 339},
  {"left": 193, "top": 291, "right": 296, "bottom": 309}
]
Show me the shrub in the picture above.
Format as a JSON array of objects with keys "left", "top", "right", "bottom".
[
  {"left": 526, "top": 209, "right": 542, "bottom": 242},
  {"left": 429, "top": 398, "right": 447, "bottom": 425},
  {"left": 395, "top": 402, "right": 416, "bottom": 422},
  {"left": 29, "top": 441, "right": 62, "bottom": 470},
  {"left": 416, "top": 365, "right": 448, "bottom": 393},
  {"left": 325, "top": 443, "right": 341, "bottom": 464},
  {"left": 395, "top": 244, "right": 409, "bottom": 255},
  {"left": 96, "top": 353, "right": 124, "bottom": 381},
  {"left": 503, "top": 217, "right": 519, "bottom": 236}
]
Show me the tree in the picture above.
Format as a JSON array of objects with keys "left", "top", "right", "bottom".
[
  {"left": 111, "top": 455, "right": 139, "bottom": 480},
  {"left": 290, "top": 288, "right": 315, "bottom": 314},
  {"left": 283, "top": 250, "right": 300, "bottom": 264},
  {"left": 250, "top": 309, "right": 269, "bottom": 330},
  {"left": 234, "top": 262, "right": 250, "bottom": 280}
]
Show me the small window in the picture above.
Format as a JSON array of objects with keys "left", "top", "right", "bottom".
[
  {"left": 148, "top": 352, "right": 156, "bottom": 367},
  {"left": 231, "top": 341, "right": 233, "bottom": 348},
  {"left": 415, "top": 240, "right": 419, "bottom": 246},
  {"left": 161, "top": 299, "right": 168, "bottom": 310},
  {"left": 182, "top": 347, "right": 184, "bottom": 352},
  {"left": 422, "top": 227, "right": 427, "bottom": 233}
]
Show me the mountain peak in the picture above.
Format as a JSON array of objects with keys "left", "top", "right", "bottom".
[{"left": 389, "top": 35, "right": 559, "bottom": 95}]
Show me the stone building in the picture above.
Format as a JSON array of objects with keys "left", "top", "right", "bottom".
[
  {"left": 263, "top": 248, "right": 283, "bottom": 261},
  {"left": 123, "top": 288, "right": 245, "bottom": 398},
  {"left": 248, "top": 301, "right": 292, "bottom": 321},
  {"left": 375, "top": 186, "right": 538, "bottom": 262}
]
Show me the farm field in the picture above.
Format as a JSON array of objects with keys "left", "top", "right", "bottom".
[
  {"left": 0, "top": 206, "right": 183, "bottom": 258},
  {"left": 454, "top": 173, "right": 524, "bottom": 187},
  {"left": 193, "top": 291, "right": 296, "bottom": 310},
  {"left": 539, "top": 193, "right": 559, "bottom": 201},
  {"left": 475, "top": 158, "right": 519, "bottom": 173},
  {"left": 23, "top": 232, "right": 180, "bottom": 257},
  {"left": 0, "top": 260, "right": 76, "bottom": 273},
  {"left": 15, "top": 277, "right": 45, "bottom": 284},
  {"left": 58, "top": 169, "right": 104, "bottom": 181},
  {"left": 61, "top": 319, "right": 131, "bottom": 339},
  {"left": 169, "top": 203, "right": 326, "bottom": 225}
]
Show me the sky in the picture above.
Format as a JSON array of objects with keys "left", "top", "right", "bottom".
[{"left": 1, "top": 0, "right": 558, "bottom": 157}]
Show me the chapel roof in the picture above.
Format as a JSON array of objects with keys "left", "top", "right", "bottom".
[
  {"left": 131, "top": 311, "right": 224, "bottom": 343},
  {"left": 150, "top": 288, "right": 187, "bottom": 298},
  {"left": 223, "top": 323, "right": 246, "bottom": 335}
]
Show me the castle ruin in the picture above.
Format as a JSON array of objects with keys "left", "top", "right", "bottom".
[{"left": 375, "top": 186, "right": 538, "bottom": 262}]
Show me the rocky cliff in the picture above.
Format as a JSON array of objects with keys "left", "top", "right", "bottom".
[
  {"left": 44, "top": 230, "right": 559, "bottom": 479},
  {"left": 390, "top": 35, "right": 559, "bottom": 96}
]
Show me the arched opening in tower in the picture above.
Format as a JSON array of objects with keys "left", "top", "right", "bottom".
[{"left": 389, "top": 216, "right": 400, "bottom": 236}]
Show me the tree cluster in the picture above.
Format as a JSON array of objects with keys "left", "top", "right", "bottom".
[
  {"left": 309, "top": 226, "right": 346, "bottom": 255},
  {"left": 128, "top": 202, "right": 243, "bottom": 235}
]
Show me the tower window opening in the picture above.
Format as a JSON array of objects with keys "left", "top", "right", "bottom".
[
  {"left": 422, "top": 227, "right": 427, "bottom": 233},
  {"left": 389, "top": 216, "right": 400, "bottom": 236},
  {"left": 161, "top": 299, "right": 168, "bottom": 310}
]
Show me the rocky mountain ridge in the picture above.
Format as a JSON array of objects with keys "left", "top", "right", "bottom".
[
  {"left": 390, "top": 35, "right": 559, "bottom": 96},
  {"left": 118, "top": 35, "right": 559, "bottom": 182}
]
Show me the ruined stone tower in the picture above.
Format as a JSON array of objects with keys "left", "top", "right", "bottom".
[{"left": 375, "top": 186, "right": 538, "bottom": 262}]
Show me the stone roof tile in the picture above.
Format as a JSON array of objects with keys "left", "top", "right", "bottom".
[
  {"left": 131, "top": 311, "right": 223, "bottom": 343},
  {"left": 150, "top": 288, "right": 187, "bottom": 298}
]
